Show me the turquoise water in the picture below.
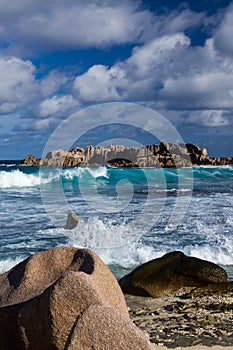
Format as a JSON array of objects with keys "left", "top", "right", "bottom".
[{"left": 0, "top": 164, "right": 233, "bottom": 279}]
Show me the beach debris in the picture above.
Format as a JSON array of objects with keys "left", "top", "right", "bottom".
[
  {"left": 65, "top": 212, "right": 81, "bottom": 229},
  {"left": 126, "top": 290, "right": 233, "bottom": 348},
  {"left": 0, "top": 247, "right": 153, "bottom": 350},
  {"left": 118, "top": 251, "right": 228, "bottom": 298}
]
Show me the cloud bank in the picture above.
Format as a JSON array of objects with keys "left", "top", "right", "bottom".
[{"left": 0, "top": 0, "right": 232, "bottom": 157}]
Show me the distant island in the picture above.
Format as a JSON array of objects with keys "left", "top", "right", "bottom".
[{"left": 20, "top": 142, "right": 233, "bottom": 168}]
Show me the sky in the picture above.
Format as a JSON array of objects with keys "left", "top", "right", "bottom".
[{"left": 0, "top": 0, "right": 233, "bottom": 159}]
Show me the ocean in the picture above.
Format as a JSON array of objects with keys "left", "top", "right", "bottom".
[{"left": 0, "top": 163, "right": 233, "bottom": 280}]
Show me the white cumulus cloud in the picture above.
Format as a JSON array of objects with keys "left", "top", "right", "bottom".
[
  {"left": 0, "top": 55, "right": 72, "bottom": 117},
  {"left": 39, "top": 95, "right": 79, "bottom": 117},
  {"left": 0, "top": 57, "right": 36, "bottom": 113},
  {"left": 0, "top": 0, "right": 153, "bottom": 49},
  {"left": 1, "top": 1, "right": 233, "bottom": 143},
  {"left": 0, "top": 0, "right": 205, "bottom": 51},
  {"left": 74, "top": 64, "right": 127, "bottom": 101},
  {"left": 73, "top": 33, "right": 190, "bottom": 102},
  {"left": 213, "top": 4, "right": 233, "bottom": 56}
]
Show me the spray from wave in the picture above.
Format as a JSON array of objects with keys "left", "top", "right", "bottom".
[
  {"left": 64, "top": 217, "right": 164, "bottom": 269},
  {"left": 62, "top": 166, "right": 109, "bottom": 181},
  {"left": 1, "top": 165, "right": 232, "bottom": 189},
  {"left": 0, "top": 257, "right": 25, "bottom": 274},
  {"left": 63, "top": 216, "right": 233, "bottom": 273},
  {"left": 0, "top": 169, "right": 60, "bottom": 188}
]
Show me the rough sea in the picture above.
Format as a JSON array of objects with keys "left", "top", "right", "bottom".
[{"left": 0, "top": 163, "right": 233, "bottom": 280}]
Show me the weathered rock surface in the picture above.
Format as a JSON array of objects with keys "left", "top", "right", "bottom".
[
  {"left": 20, "top": 142, "right": 233, "bottom": 168},
  {"left": 118, "top": 251, "right": 228, "bottom": 298},
  {"left": 65, "top": 212, "right": 81, "bottom": 229},
  {"left": 20, "top": 154, "right": 39, "bottom": 166},
  {"left": 106, "top": 158, "right": 139, "bottom": 168},
  {"left": 0, "top": 246, "right": 79, "bottom": 306},
  {"left": 68, "top": 304, "right": 153, "bottom": 350},
  {"left": 0, "top": 247, "right": 153, "bottom": 350}
]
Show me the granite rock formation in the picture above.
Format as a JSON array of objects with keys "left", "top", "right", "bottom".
[
  {"left": 118, "top": 251, "right": 228, "bottom": 298},
  {"left": 67, "top": 304, "right": 153, "bottom": 350},
  {"left": 20, "top": 142, "right": 233, "bottom": 168},
  {"left": 20, "top": 154, "right": 39, "bottom": 166},
  {"left": 0, "top": 247, "right": 153, "bottom": 350},
  {"left": 65, "top": 212, "right": 81, "bottom": 229}
]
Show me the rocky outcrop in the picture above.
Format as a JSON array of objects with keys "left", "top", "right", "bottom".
[
  {"left": 20, "top": 142, "right": 233, "bottom": 168},
  {"left": 38, "top": 147, "right": 85, "bottom": 167},
  {"left": 20, "top": 154, "right": 39, "bottom": 166},
  {"left": 118, "top": 251, "right": 228, "bottom": 298},
  {"left": 107, "top": 158, "right": 139, "bottom": 168},
  {"left": 65, "top": 212, "right": 81, "bottom": 229},
  {"left": 0, "top": 247, "right": 153, "bottom": 350}
]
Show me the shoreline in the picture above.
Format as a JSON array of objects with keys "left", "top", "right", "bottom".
[{"left": 126, "top": 289, "right": 233, "bottom": 349}]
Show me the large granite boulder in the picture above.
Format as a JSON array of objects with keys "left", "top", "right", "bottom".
[
  {"left": 0, "top": 246, "right": 82, "bottom": 306},
  {"left": 0, "top": 247, "right": 153, "bottom": 350},
  {"left": 118, "top": 251, "right": 228, "bottom": 298},
  {"left": 67, "top": 304, "right": 153, "bottom": 350}
]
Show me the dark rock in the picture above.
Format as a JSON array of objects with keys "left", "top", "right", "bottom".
[
  {"left": 185, "top": 281, "right": 233, "bottom": 298},
  {"left": 0, "top": 302, "right": 26, "bottom": 350},
  {"left": 118, "top": 251, "right": 227, "bottom": 298},
  {"left": 106, "top": 158, "right": 139, "bottom": 168},
  {"left": 175, "top": 255, "right": 227, "bottom": 283},
  {"left": 186, "top": 143, "right": 202, "bottom": 155}
]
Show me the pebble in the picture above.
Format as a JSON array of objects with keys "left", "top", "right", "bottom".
[{"left": 126, "top": 292, "right": 233, "bottom": 348}]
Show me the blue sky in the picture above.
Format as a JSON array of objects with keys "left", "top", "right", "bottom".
[{"left": 0, "top": 0, "right": 233, "bottom": 159}]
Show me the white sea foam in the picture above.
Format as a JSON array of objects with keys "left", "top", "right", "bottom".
[
  {"left": 64, "top": 216, "right": 233, "bottom": 270},
  {"left": 184, "top": 244, "right": 233, "bottom": 266},
  {"left": 62, "top": 168, "right": 80, "bottom": 180},
  {"left": 66, "top": 216, "right": 137, "bottom": 249},
  {"left": 64, "top": 216, "right": 164, "bottom": 266},
  {"left": 0, "top": 257, "right": 25, "bottom": 274},
  {"left": 0, "top": 163, "right": 16, "bottom": 167},
  {"left": 62, "top": 166, "right": 109, "bottom": 181},
  {"left": 78, "top": 166, "right": 109, "bottom": 179},
  {"left": 0, "top": 169, "right": 59, "bottom": 188},
  {"left": 98, "top": 244, "right": 166, "bottom": 269}
]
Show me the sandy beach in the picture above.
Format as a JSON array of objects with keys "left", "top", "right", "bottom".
[{"left": 126, "top": 288, "right": 233, "bottom": 349}]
